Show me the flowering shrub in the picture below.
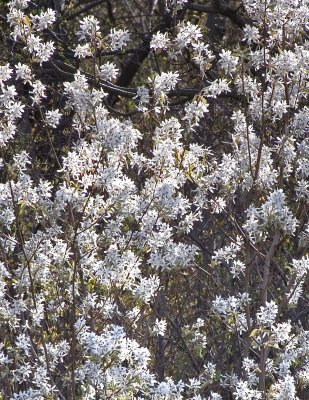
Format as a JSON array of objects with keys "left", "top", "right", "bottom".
[{"left": 0, "top": 0, "right": 308, "bottom": 399}]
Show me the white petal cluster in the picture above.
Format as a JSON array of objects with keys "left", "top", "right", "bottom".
[
  {"left": 0, "top": 0, "right": 308, "bottom": 398},
  {"left": 153, "top": 71, "right": 179, "bottom": 95},
  {"left": 45, "top": 109, "right": 62, "bottom": 128},
  {"left": 150, "top": 32, "right": 171, "bottom": 50},
  {"left": 109, "top": 28, "right": 131, "bottom": 51},
  {"left": 244, "top": 189, "right": 298, "bottom": 241},
  {"left": 175, "top": 21, "right": 202, "bottom": 48},
  {"left": 257, "top": 301, "right": 278, "bottom": 326},
  {"left": 219, "top": 49, "right": 239, "bottom": 75},
  {"left": 76, "top": 15, "right": 100, "bottom": 41},
  {"left": 99, "top": 61, "right": 119, "bottom": 81}
]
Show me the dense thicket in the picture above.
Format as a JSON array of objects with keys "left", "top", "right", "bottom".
[{"left": 0, "top": 1, "right": 308, "bottom": 399}]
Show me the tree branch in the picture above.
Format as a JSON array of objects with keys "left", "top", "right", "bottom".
[
  {"left": 187, "top": 1, "right": 248, "bottom": 29},
  {"left": 212, "top": 0, "right": 247, "bottom": 29},
  {"left": 186, "top": 3, "right": 216, "bottom": 14}
]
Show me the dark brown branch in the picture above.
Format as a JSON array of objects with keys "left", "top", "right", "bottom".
[
  {"left": 187, "top": 1, "right": 248, "bottom": 29},
  {"left": 212, "top": 0, "right": 247, "bottom": 29},
  {"left": 65, "top": 0, "right": 103, "bottom": 21},
  {"left": 109, "top": 41, "right": 151, "bottom": 105},
  {"left": 50, "top": 59, "right": 240, "bottom": 111},
  {"left": 186, "top": 3, "right": 216, "bottom": 14}
]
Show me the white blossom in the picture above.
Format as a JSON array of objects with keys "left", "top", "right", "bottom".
[
  {"left": 0, "top": 64, "right": 13, "bottom": 82},
  {"left": 153, "top": 319, "right": 167, "bottom": 336},
  {"left": 77, "top": 15, "right": 100, "bottom": 41},
  {"left": 153, "top": 71, "right": 179, "bottom": 95},
  {"left": 243, "top": 25, "right": 260, "bottom": 45},
  {"left": 15, "top": 63, "right": 32, "bottom": 82},
  {"left": 74, "top": 43, "right": 92, "bottom": 59},
  {"left": 257, "top": 301, "right": 278, "bottom": 326},
  {"left": 31, "top": 8, "right": 56, "bottom": 30},
  {"left": 45, "top": 109, "right": 62, "bottom": 128},
  {"left": 150, "top": 32, "right": 170, "bottom": 50},
  {"left": 175, "top": 21, "right": 202, "bottom": 48},
  {"left": 99, "top": 61, "right": 119, "bottom": 81},
  {"left": 219, "top": 49, "right": 239, "bottom": 75},
  {"left": 109, "top": 28, "right": 130, "bottom": 51}
]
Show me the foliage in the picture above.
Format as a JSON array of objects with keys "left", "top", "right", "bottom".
[{"left": 0, "top": 0, "right": 308, "bottom": 399}]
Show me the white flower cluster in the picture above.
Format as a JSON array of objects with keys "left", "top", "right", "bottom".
[
  {"left": 219, "top": 49, "right": 239, "bottom": 75},
  {"left": 45, "top": 109, "right": 62, "bottom": 128},
  {"left": 244, "top": 189, "right": 298, "bottom": 241},
  {"left": 257, "top": 300, "right": 278, "bottom": 327},
  {"left": 75, "top": 16, "right": 131, "bottom": 56},
  {"left": 109, "top": 28, "right": 131, "bottom": 51},
  {"left": 150, "top": 32, "right": 170, "bottom": 50},
  {"left": 0, "top": 0, "right": 308, "bottom": 398},
  {"left": 7, "top": 0, "right": 55, "bottom": 64},
  {"left": 212, "top": 293, "right": 251, "bottom": 334},
  {"left": 153, "top": 71, "right": 179, "bottom": 95},
  {"left": 150, "top": 21, "right": 214, "bottom": 76},
  {"left": 99, "top": 61, "right": 119, "bottom": 81},
  {"left": 0, "top": 64, "right": 24, "bottom": 146}
]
